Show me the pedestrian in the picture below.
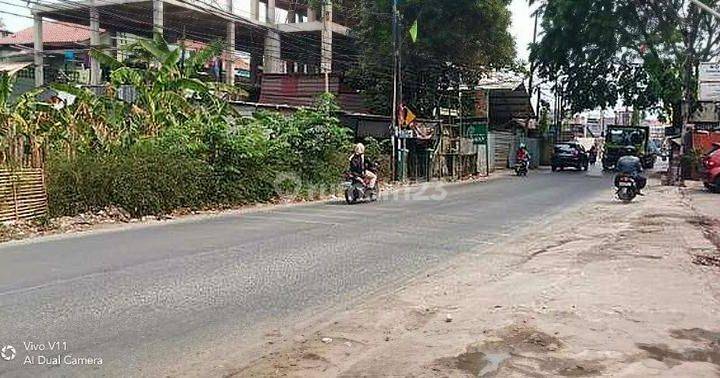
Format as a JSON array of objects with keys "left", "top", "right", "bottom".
[{"left": 588, "top": 145, "right": 598, "bottom": 165}]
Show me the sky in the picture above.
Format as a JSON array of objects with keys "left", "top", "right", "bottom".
[
  {"left": 509, "top": 0, "right": 538, "bottom": 62},
  {"left": 1, "top": 0, "right": 33, "bottom": 31}
]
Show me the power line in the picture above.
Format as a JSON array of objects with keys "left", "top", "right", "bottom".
[{"left": 2, "top": 0, "right": 507, "bottom": 104}]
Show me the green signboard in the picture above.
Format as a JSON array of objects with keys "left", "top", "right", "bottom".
[{"left": 466, "top": 123, "right": 488, "bottom": 145}]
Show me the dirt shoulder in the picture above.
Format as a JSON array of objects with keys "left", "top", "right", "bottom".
[{"left": 232, "top": 181, "right": 720, "bottom": 377}]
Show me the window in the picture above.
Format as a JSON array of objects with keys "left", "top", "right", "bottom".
[{"left": 555, "top": 144, "right": 575, "bottom": 153}]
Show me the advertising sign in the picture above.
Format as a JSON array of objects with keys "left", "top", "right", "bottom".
[
  {"left": 699, "top": 81, "right": 720, "bottom": 102},
  {"left": 699, "top": 62, "right": 720, "bottom": 82},
  {"left": 466, "top": 123, "right": 488, "bottom": 145}
]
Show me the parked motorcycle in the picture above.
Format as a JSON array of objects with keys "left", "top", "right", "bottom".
[
  {"left": 615, "top": 173, "right": 638, "bottom": 203},
  {"left": 343, "top": 172, "right": 378, "bottom": 204},
  {"left": 514, "top": 159, "right": 529, "bottom": 176}
]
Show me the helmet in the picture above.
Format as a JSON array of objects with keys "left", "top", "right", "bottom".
[
  {"left": 519, "top": 143, "right": 527, "bottom": 149},
  {"left": 354, "top": 143, "right": 365, "bottom": 155}
]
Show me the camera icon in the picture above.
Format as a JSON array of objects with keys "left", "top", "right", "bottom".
[{"left": 1, "top": 345, "right": 16, "bottom": 361}]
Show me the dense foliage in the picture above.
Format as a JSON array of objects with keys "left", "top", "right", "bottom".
[
  {"left": 346, "top": 0, "right": 516, "bottom": 116},
  {"left": 531, "top": 0, "right": 720, "bottom": 128},
  {"left": 1, "top": 34, "right": 351, "bottom": 217}
]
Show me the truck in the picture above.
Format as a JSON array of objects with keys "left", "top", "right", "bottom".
[{"left": 602, "top": 125, "right": 657, "bottom": 171}]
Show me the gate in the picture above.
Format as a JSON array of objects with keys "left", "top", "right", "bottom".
[{"left": 491, "top": 131, "right": 514, "bottom": 169}]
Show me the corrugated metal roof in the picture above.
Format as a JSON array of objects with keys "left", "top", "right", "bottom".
[
  {"left": 0, "top": 22, "right": 103, "bottom": 46},
  {"left": 475, "top": 72, "right": 525, "bottom": 91},
  {"left": 259, "top": 74, "right": 368, "bottom": 113},
  {"left": 0, "top": 61, "right": 32, "bottom": 75}
]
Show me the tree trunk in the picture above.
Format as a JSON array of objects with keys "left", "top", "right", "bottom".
[{"left": 671, "top": 101, "right": 683, "bottom": 135}]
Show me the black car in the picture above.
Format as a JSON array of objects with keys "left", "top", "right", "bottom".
[{"left": 552, "top": 142, "right": 589, "bottom": 171}]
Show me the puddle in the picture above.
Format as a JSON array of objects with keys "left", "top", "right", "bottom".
[
  {"left": 478, "top": 352, "right": 511, "bottom": 376},
  {"left": 450, "top": 348, "right": 510, "bottom": 377},
  {"left": 435, "top": 326, "right": 609, "bottom": 376}
]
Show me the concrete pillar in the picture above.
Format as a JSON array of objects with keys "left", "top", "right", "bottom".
[
  {"left": 307, "top": 6, "right": 317, "bottom": 22},
  {"left": 226, "top": 22, "right": 235, "bottom": 85},
  {"left": 33, "top": 14, "right": 43, "bottom": 87},
  {"left": 89, "top": 6, "right": 101, "bottom": 85},
  {"left": 264, "top": 32, "right": 282, "bottom": 73},
  {"left": 223, "top": 0, "right": 235, "bottom": 85},
  {"left": 266, "top": 0, "right": 275, "bottom": 23},
  {"left": 250, "top": 0, "right": 260, "bottom": 21},
  {"left": 153, "top": 0, "right": 163, "bottom": 35},
  {"left": 320, "top": 0, "right": 332, "bottom": 73},
  {"left": 250, "top": 53, "right": 261, "bottom": 85},
  {"left": 264, "top": 0, "right": 283, "bottom": 73}
]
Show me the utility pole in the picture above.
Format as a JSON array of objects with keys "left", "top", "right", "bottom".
[
  {"left": 391, "top": 0, "right": 400, "bottom": 182},
  {"left": 527, "top": 12, "right": 539, "bottom": 97},
  {"left": 553, "top": 79, "right": 559, "bottom": 143}
]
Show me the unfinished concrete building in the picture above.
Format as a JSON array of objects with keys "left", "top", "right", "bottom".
[{"left": 30, "top": 0, "right": 355, "bottom": 92}]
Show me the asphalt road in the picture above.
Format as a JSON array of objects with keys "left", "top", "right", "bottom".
[{"left": 0, "top": 169, "right": 612, "bottom": 377}]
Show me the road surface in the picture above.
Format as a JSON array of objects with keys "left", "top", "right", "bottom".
[{"left": 0, "top": 169, "right": 611, "bottom": 376}]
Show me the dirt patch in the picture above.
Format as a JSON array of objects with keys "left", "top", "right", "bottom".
[
  {"left": 637, "top": 342, "right": 720, "bottom": 367},
  {"left": 431, "top": 325, "right": 604, "bottom": 377},
  {"left": 493, "top": 325, "right": 564, "bottom": 353},
  {"left": 692, "top": 216, "right": 720, "bottom": 252},
  {"left": 693, "top": 254, "right": 720, "bottom": 268},
  {"left": 435, "top": 346, "right": 509, "bottom": 376},
  {"left": 670, "top": 328, "right": 720, "bottom": 344},
  {"left": 300, "top": 352, "right": 327, "bottom": 362}
]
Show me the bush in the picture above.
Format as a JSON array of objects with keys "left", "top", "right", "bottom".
[
  {"left": 362, "top": 137, "right": 392, "bottom": 180},
  {"left": 46, "top": 94, "right": 354, "bottom": 217},
  {"left": 47, "top": 145, "right": 212, "bottom": 217}
]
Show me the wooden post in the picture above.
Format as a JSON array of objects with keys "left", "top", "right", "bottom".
[
  {"left": 12, "top": 175, "right": 19, "bottom": 222},
  {"left": 41, "top": 168, "right": 49, "bottom": 218}
]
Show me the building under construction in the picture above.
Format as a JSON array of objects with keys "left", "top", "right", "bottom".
[{"left": 26, "top": 0, "right": 354, "bottom": 92}]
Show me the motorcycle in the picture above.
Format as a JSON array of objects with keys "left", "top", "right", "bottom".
[
  {"left": 514, "top": 159, "right": 529, "bottom": 177},
  {"left": 343, "top": 172, "right": 378, "bottom": 204},
  {"left": 615, "top": 173, "right": 638, "bottom": 203}
]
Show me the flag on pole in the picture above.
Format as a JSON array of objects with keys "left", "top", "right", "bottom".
[
  {"left": 409, "top": 19, "right": 419, "bottom": 43},
  {"left": 404, "top": 107, "right": 417, "bottom": 126}
]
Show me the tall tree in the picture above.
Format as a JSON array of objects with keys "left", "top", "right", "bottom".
[
  {"left": 347, "top": 0, "right": 516, "bottom": 116},
  {"left": 531, "top": 0, "right": 720, "bottom": 130}
]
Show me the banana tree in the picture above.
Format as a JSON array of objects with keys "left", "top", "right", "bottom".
[{"left": 90, "top": 33, "right": 242, "bottom": 135}]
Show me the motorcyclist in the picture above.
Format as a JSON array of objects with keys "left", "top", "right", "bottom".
[
  {"left": 349, "top": 143, "right": 377, "bottom": 189},
  {"left": 615, "top": 146, "right": 647, "bottom": 193},
  {"left": 516, "top": 143, "right": 530, "bottom": 170}
]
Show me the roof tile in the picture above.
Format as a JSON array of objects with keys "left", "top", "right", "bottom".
[{"left": 0, "top": 21, "right": 103, "bottom": 46}]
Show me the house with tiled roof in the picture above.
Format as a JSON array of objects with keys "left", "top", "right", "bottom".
[
  {"left": 0, "top": 21, "right": 109, "bottom": 60},
  {"left": 0, "top": 21, "right": 110, "bottom": 96}
]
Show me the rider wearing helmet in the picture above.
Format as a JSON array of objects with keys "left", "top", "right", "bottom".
[
  {"left": 516, "top": 143, "right": 530, "bottom": 170},
  {"left": 615, "top": 146, "right": 647, "bottom": 192},
  {"left": 349, "top": 143, "right": 377, "bottom": 189}
]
